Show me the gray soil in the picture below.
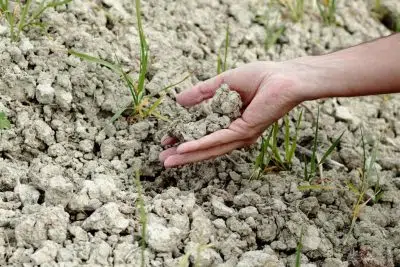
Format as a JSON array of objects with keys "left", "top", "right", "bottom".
[{"left": 0, "top": 0, "right": 400, "bottom": 266}]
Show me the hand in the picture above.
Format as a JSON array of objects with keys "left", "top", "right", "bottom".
[{"left": 159, "top": 60, "right": 316, "bottom": 167}]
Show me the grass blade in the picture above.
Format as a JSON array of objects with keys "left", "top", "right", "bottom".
[
  {"left": 272, "top": 121, "right": 282, "bottom": 165},
  {"left": 135, "top": 0, "right": 149, "bottom": 103},
  {"left": 303, "top": 154, "right": 308, "bottom": 181},
  {"left": 223, "top": 24, "right": 229, "bottom": 73},
  {"left": 297, "top": 185, "right": 334, "bottom": 191},
  {"left": 17, "top": 0, "right": 31, "bottom": 36},
  {"left": 287, "top": 110, "right": 303, "bottom": 164},
  {"left": 143, "top": 97, "right": 163, "bottom": 118},
  {"left": 68, "top": 50, "right": 123, "bottom": 75},
  {"left": 310, "top": 107, "right": 320, "bottom": 179},
  {"left": 134, "top": 169, "right": 147, "bottom": 267},
  {"left": 157, "top": 72, "right": 192, "bottom": 96},
  {"left": 318, "top": 130, "right": 344, "bottom": 166},
  {"left": 295, "top": 226, "right": 304, "bottom": 267},
  {"left": 111, "top": 104, "right": 131, "bottom": 122},
  {"left": 284, "top": 115, "right": 290, "bottom": 159},
  {"left": 252, "top": 128, "right": 273, "bottom": 179},
  {"left": 217, "top": 24, "right": 230, "bottom": 74}
]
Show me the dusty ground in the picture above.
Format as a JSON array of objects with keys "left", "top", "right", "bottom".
[{"left": 0, "top": 0, "right": 400, "bottom": 266}]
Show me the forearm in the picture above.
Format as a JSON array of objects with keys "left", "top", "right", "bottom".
[{"left": 298, "top": 33, "right": 400, "bottom": 101}]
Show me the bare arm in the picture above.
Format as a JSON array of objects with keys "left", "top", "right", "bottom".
[
  {"left": 296, "top": 33, "right": 400, "bottom": 101},
  {"left": 160, "top": 33, "right": 400, "bottom": 168}
]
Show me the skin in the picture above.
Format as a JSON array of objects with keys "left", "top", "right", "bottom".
[{"left": 160, "top": 33, "right": 400, "bottom": 168}]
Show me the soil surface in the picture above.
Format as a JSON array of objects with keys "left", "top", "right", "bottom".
[{"left": 0, "top": 0, "right": 400, "bottom": 266}]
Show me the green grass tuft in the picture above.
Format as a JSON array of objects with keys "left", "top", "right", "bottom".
[
  {"left": 344, "top": 129, "right": 382, "bottom": 244},
  {"left": 304, "top": 107, "right": 344, "bottom": 182},
  {"left": 295, "top": 226, "right": 304, "bottom": 267},
  {"left": 252, "top": 110, "right": 302, "bottom": 178},
  {"left": 0, "top": 0, "right": 71, "bottom": 42},
  {"left": 69, "top": 0, "right": 190, "bottom": 122},
  {"left": 134, "top": 170, "right": 147, "bottom": 267},
  {"left": 281, "top": 0, "right": 304, "bottom": 22},
  {"left": 0, "top": 111, "right": 11, "bottom": 130},
  {"left": 317, "top": 0, "right": 336, "bottom": 25},
  {"left": 217, "top": 24, "right": 230, "bottom": 75}
]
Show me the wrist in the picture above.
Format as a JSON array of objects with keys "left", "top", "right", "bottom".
[{"left": 284, "top": 55, "right": 348, "bottom": 102}]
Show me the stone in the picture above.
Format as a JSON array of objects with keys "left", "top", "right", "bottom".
[
  {"left": 45, "top": 176, "right": 73, "bottom": 207},
  {"left": 15, "top": 206, "right": 69, "bottom": 248},
  {"left": 36, "top": 84, "right": 55, "bottom": 104},
  {"left": 147, "top": 214, "right": 180, "bottom": 253},
  {"left": 212, "top": 197, "right": 235, "bottom": 218},
  {"left": 302, "top": 225, "right": 321, "bottom": 252},
  {"left": 30, "top": 240, "right": 59, "bottom": 265},
  {"left": 82, "top": 203, "right": 130, "bottom": 234},
  {"left": 14, "top": 184, "right": 40, "bottom": 206}
]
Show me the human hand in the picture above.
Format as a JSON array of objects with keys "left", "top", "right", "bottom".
[{"left": 159, "top": 60, "right": 317, "bottom": 168}]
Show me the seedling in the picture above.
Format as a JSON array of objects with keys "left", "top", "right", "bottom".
[
  {"left": 217, "top": 24, "right": 229, "bottom": 75},
  {"left": 280, "top": 0, "right": 304, "bottom": 22},
  {"left": 295, "top": 226, "right": 304, "bottom": 267},
  {"left": 254, "top": 9, "right": 286, "bottom": 51},
  {"left": 0, "top": 0, "right": 71, "bottom": 42},
  {"left": 134, "top": 170, "right": 147, "bottom": 267},
  {"left": 251, "top": 110, "right": 302, "bottom": 178},
  {"left": 303, "top": 107, "right": 344, "bottom": 182},
  {"left": 265, "top": 22, "right": 286, "bottom": 51},
  {"left": 0, "top": 111, "right": 11, "bottom": 130},
  {"left": 69, "top": 0, "right": 190, "bottom": 122},
  {"left": 344, "top": 130, "right": 382, "bottom": 245},
  {"left": 317, "top": 0, "right": 336, "bottom": 25}
]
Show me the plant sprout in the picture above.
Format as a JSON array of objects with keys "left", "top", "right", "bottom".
[
  {"left": 303, "top": 107, "right": 344, "bottom": 181},
  {"left": 280, "top": 0, "right": 304, "bottom": 22},
  {"left": 317, "top": 0, "right": 336, "bottom": 25},
  {"left": 252, "top": 110, "right": 302, "bottom": 178},
  {"left": 0, "top": 0, "right": 71, "bottom": 42},
  {"left": 134, "top": 169, "right": 147, "bottom": 267},
  {"left": 69, "top": 0, "right": 190, "bottom": 122},
  {"left": 217, "top": 24, "right": 229, "bottom": 75},
  {"left": 0, "top": 111, "right": 11, "bottom": 130},
  {"left": 344, "top": 130, "right": 382, "bottom": 244}
]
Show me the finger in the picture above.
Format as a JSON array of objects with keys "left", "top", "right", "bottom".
[
  {"left": 164, "top": 138, "right": 256, "bottom": 168},
  {"left": 161, "top": 136, "right": 177, "bottom": 146},
  {"left": 176, "top": 74, "right": 225, "bottom": 107},
  {"left": 159, "top": 147, "right": 178, "bottom": 162},
  {"left": 176, "top": 118, "right": 260, "bottom": 154}
]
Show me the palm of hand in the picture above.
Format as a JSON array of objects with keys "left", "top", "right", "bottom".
[{"left": 160, "top": 61, "right": 303, "bottom": 167}]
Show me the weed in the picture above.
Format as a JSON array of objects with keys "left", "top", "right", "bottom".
[
  {"left": 295, "top": 226, "right": 304, "bottom": 267},
  {"left": 303, "top": 107, "right": 344, "bottom": 182},
  {"left": 217, "top": 24, "right": 229, "bottom": 75},
  {"left": 134, "top": 170, "right": 147, "bottom": 267},
  {"left": 254, "top": 8, "right": 286, "bottom": 51},
  {"left": 264, "top": 19, "right": 286, "bottom": 51},
  {"left": 344, "top": 130, "right": 382, "bottom": 244},
  {"left": 69, "top": 0, "right": 190, "bottom": 122},
  {"left": 0, "top": 111, "right": 11, "bottom": 130},
  {"left": 317, "top": 0, "right": 336, "bottom": 25},
  {"left": 252, "top": 127, "right": 273, "bottom": 179},
  {"left": 280, "top": 0, "right": 304, "bottom": 22},
  {"left": 0, "top": 0, "right": 71, "bottom": 42},
  {"left": 252, "top": 110, "right": 302, "bottom": 178}
]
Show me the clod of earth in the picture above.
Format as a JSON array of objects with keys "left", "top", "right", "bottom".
[{"left": 167, "top": 84, "right": 242, "bottom": 142}]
